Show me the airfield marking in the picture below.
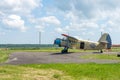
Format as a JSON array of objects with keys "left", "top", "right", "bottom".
[
  {"left": 4, "top": 52, "right": 120, "bottom": 65},
  {"left": 11, "top": 57, "right": 18, "bottom": 61}
]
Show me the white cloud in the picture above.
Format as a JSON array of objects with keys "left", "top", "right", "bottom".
[
  {"left": 55, "top": 27, "right": 66, "bottom": 33},
  {"left": 0, "top": 0, "right": 42, "bottom": 32},
  {"left": 0, "top": 32, "right": 5, "bottom": 36},
  {"left": 0, "top": 0, "right": 41, "bottom": 14},
  {"left": 52, "top": 0, "right": 120, "bottom": 34},
  {"left": 0, "top": 11, "right": 5, "bottom": 16},
  {"left": 2, "top": 14, "right": 27, "bottom": 32},
  {"left": 30, "top": 16, "right": 61, "bottom": 32},
  {"left": 40, "top": 16, "right": 61, "bottom": 25},
  {"left": 35, "top": 25, "right": 44, "bottom": 32}
]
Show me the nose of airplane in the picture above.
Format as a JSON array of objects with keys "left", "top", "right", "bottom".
[{"left": 54, "top": 38, "right": 61, "bottom": 47}]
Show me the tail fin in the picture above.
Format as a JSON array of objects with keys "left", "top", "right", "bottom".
[{"left": 98, "top": 33, "right": 112, "bottom": 49}]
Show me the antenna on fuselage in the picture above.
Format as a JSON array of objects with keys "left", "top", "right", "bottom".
[
  {"left": 67, "top": 32, "right": 69, "bottom": 36},
  {"left": 101, "top": 32, "right": 103, "bottom": 37}
]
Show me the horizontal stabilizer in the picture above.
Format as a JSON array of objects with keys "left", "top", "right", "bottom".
[{"left": 100, "top": 41, "right": 108, "bottom": 44}]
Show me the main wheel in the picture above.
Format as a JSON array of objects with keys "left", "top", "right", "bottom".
[
  {"left": 61, "top": 49, "right": 68, "bottom": 53},
  {"left": 100, "top": 50, "right": 103, "bottom": 53}
]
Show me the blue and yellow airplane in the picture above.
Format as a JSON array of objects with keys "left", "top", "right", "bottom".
[{"left": 54, "top": 33, "right": 112, "bottom": 53}]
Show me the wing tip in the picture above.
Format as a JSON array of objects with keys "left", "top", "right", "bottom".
[{"left": 61, "top": 34, "right": 69, "bottom": 37}]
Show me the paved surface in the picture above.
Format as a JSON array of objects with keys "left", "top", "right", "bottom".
[{"left": 3, "top": 52, "right": 120, "bottom": 65}]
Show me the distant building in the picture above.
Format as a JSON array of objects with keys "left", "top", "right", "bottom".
[{"left": 112, "top": 44, "right": 120, "bottom": 47}]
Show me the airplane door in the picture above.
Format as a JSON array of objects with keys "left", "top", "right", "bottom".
[{"left": 80, "top": 42, "right": 85, "bottom": 49}]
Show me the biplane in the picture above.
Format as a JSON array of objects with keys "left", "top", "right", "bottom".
[{"left": 54, "top": 33, "right": 112, "bottom": 53}]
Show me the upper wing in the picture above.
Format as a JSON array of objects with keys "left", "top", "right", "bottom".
[{"left": 61, "top": 34, "right": 78, "bottom": 42}]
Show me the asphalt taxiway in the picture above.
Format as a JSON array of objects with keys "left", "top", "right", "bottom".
[{"left": 3, "top": 52, "right": 120, "bottom": 65}]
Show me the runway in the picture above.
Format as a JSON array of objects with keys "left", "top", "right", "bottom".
[{"left": 3, "top": 52, "right": 120, "bottom": 65}]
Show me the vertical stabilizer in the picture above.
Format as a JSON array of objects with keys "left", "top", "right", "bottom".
[{"left": 98, "top": 33, "right": 112, "bottom": 49}]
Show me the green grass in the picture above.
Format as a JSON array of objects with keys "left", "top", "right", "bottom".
[
  {"left": 23, "top": 63, "right": 120, "bottom": 80},
  {"left": 111, "top": 47, "right": 120, "bottom": 52},
  {"left": 0, "top": 63, "right": 120, "bottom": 80},
  {"left": 80, "top": 54, "right": 120, "bottom": 60},
  {"left": 0, "top": 50, "right": 12, "bottom": 63},
  {"left": 0, "top": 65, "right": 73, "bottom": 80}
]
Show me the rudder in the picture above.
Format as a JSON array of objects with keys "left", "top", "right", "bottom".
[{"left": 98, "top": 33, "right": 112, "bottom": 49}]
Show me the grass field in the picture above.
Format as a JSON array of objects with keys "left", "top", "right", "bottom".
[
  {"left": 0, "top": 50, "right": 12, "bottom": 63},
  {"left": 0, "top": 63, "right": 120, "bottom": 80},
  {"left": 0, "top": 47, "right": 120, "bottom": 80},
  {"left": 80, "top": 54, "right": 120, "bottom": 60}
]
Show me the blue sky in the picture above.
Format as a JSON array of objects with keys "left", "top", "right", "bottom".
[{"left": 0, "top": 0, "right": 120, "bottom": 44}]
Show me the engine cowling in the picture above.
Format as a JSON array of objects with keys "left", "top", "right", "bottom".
[{"left": 54, "top": 38, "right": 62, "bottom": 47}]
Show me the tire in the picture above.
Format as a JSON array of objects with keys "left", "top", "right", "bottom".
[
  {"left": 61, "top": 49, "right": 68, "bottom": 53},
  {"left": 100, "top": 50, "right": 103, "bottom": 53}
]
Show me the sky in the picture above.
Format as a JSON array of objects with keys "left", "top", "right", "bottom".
[{"left": 0, "top": 0, "right": 120, "bottom": 44}]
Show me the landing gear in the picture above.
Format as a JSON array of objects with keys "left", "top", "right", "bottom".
[
  {"left": 61, "top": 46, "right": 69, "bottom": 53},
  {"left": 100, "top": 50, "right": 103, "bottom": 53},
  {"left": 61, "top": 49, "right": 68, "bottom": 53}
]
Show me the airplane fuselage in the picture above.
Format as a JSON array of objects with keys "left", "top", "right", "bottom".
[{"left": 59, "top": 39, "right": 106, "bottom": 50}]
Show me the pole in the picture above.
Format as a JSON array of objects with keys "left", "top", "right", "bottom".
[
  {"left": 101, "top": 32, "right": 102, "bottom": 37},
  {"left": 39, "top": 31, "right": 41, "bottom": 44}
]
